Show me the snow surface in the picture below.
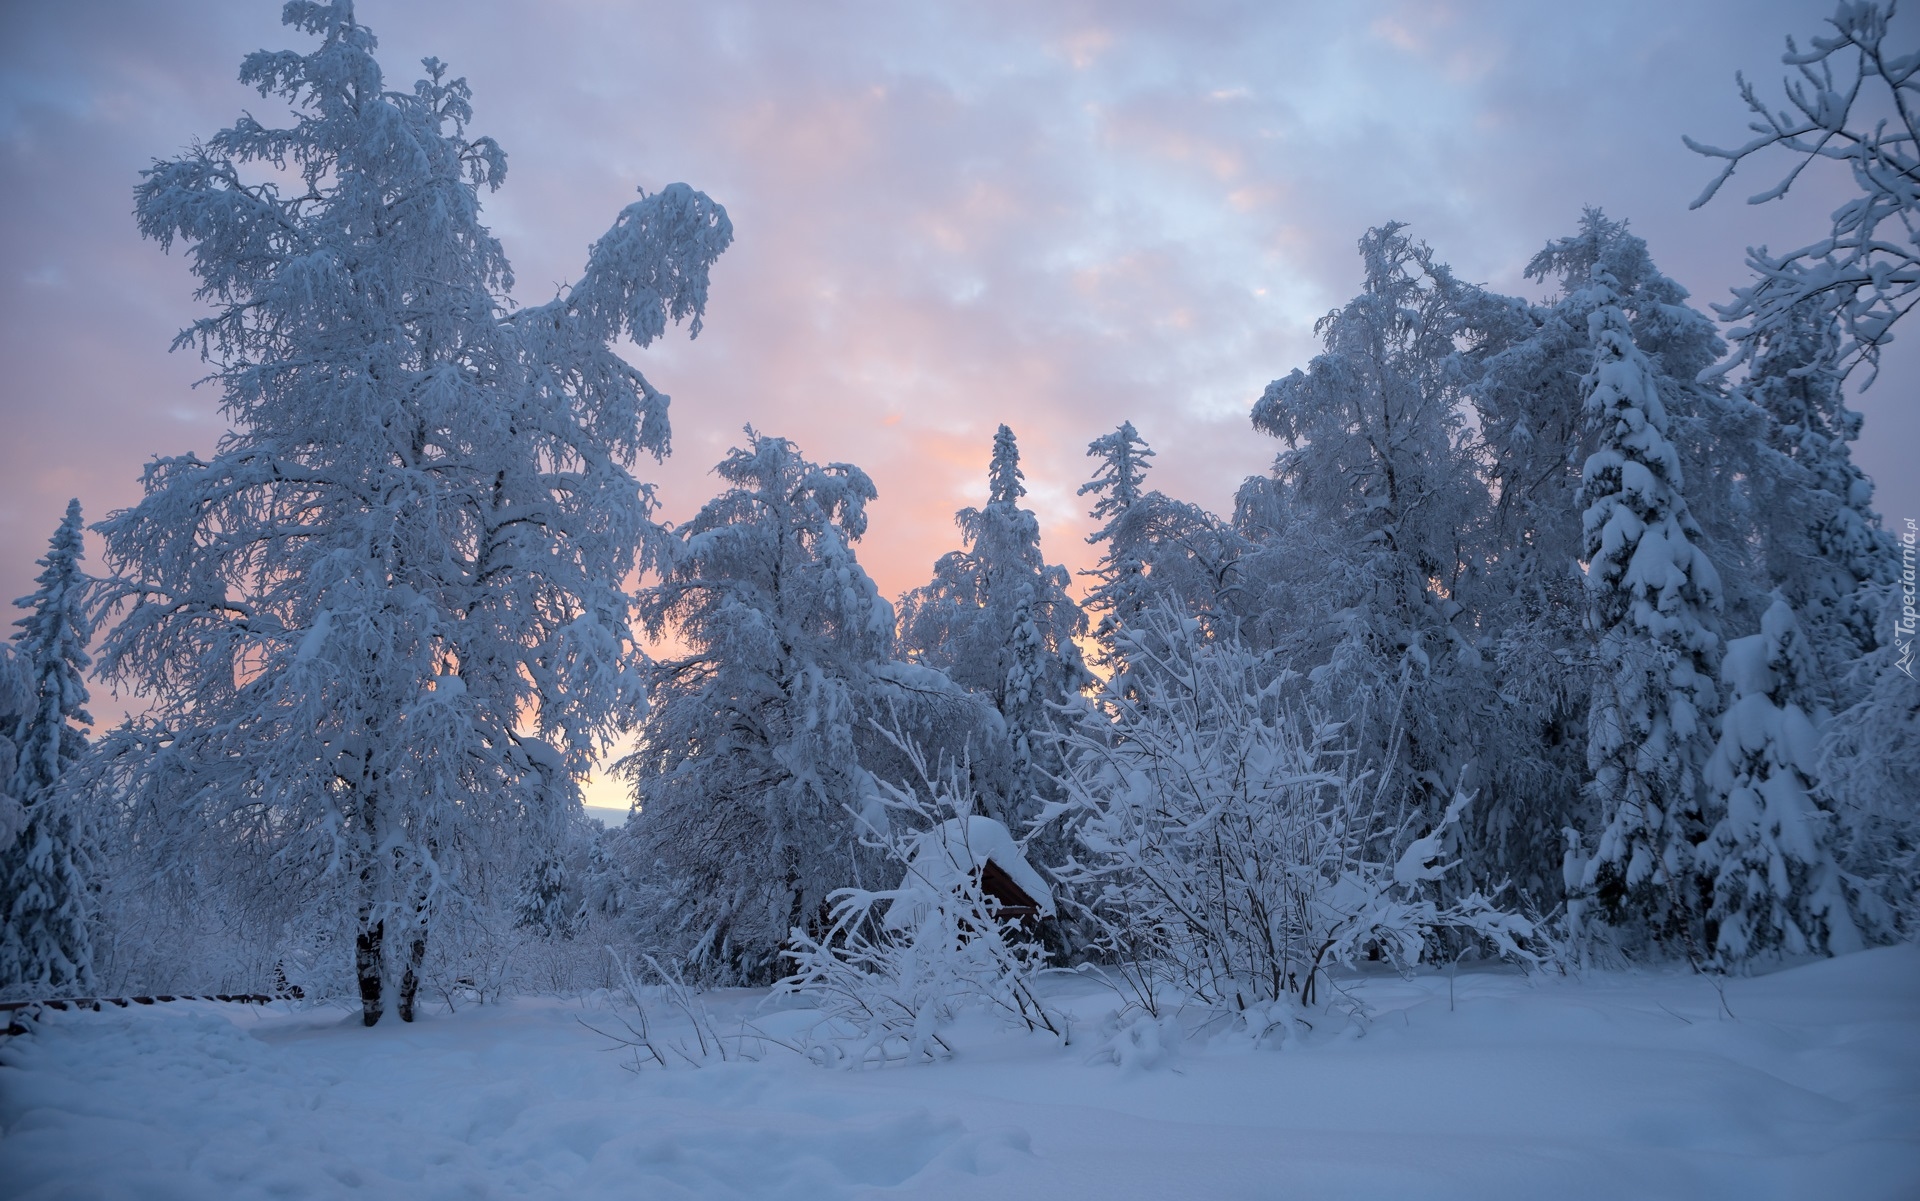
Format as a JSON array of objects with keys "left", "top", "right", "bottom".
[{"left": 3, "top": 947, "right": 1917, "bottom": 1200}]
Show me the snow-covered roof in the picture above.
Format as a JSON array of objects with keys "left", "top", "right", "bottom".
[{"left": 884, "top": 815, "right": 1054, "bottom": 929}]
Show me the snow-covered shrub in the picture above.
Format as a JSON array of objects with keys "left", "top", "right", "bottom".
[
  {"left": 585, "top": 950, "right": 766, "bottom": 1070},
  {"left": 1049, "top": 607, "right": 1535, "bottom": 1024},
  {"left": 779, "top": 742, "right": 1061, "bottom": 1067}
]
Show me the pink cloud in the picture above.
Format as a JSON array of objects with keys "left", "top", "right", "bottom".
[{"left": 3, "top": 0, "right": 1915, "bottom": 723}]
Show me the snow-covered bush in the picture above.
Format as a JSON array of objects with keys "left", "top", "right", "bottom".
[
  {"left": 580, "top": 950, "right": 767, "bottom": 1070},
  {"left": 1048, "top": 607, "right": 1535, "bottom": 1025},
  {"left": 779, "top": 742, "right": 1061, "bottom": 1067}
]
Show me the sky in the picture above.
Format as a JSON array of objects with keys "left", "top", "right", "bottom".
[{"left": 1, "top": 0, "right": 1914, "bottom": 797}]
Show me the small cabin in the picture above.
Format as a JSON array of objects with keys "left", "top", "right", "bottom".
[
  {"left": 976, "top": 858, "right": 1045, "bottom": 921},
  {"left": 885, "top": 815, "right": 1055, "bottom": 932}
]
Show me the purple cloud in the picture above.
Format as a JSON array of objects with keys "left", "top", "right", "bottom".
[{"left": 2, "top": 0, "right": 1912, "bottom": 705}]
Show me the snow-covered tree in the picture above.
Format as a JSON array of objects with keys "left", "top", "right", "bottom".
[
  {"left": 1701, "top": 594, "right": 1862, "bottom": 964},
  {"left": 1252, "top": 227, "right": 1487, "bottom": 606},
  {"left": 1517, "top": 213, "right": 1770, "bottom": 626},
  {"left": 1246, "top": 225, "right": 1490, "bottom": 863},
  {"left": 899, "top": 425, "right": 1089, "bottom": 827},
  {"left": 513, "top": 855, "right": 574, "bottom": 940},
  {"left": 1737, "top": 301, "right": 1898, "bottom": 671},
  {"left": 1079, "top": 422, "right": 1245, "bottom": 677},
  {"left": 1689, "top": 1, "right": 1920, "bottom": 384},
  {"left": 0, "top": 645, "right": 30, "bottom": 858},
  {"left": 1460, "top": 210, "right": 1734, "bottom": 906},
  {"left": 94, "top": 1, "right": 731, "bottom": 1024},
  {"left": 1817, "top": 577, "right": 1920, "bottom": 940},
  {"left": 1450, "top": 251, "right": 1595, "bottom": 908},
  {"left": 0, "top": 500, "right": 97, "bottom": 998},
  {"left": 1573, "top": 271, "right": 1724, "bottom": 953},
  {"left": 1079, "top": 422, "right": 1154, "bottom": 658},
  {"left": 619, "top": 431, "right": 897, "bottom": 984}
]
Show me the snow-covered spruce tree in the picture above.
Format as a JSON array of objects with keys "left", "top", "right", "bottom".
[
  {"left": 512, "top": 761, "right": 583, "bottom": 941},
  {"left": 1817, "top": 578, "right": 1920, "bottom": 941},
  {"left": 1689, "top": 1, "right": 1920, "bottom": 384},
  {"left": 1247, "top": 225, "right": 1490, "bottom": 876},
  {"left": 1079, "top": 422, "right": 1246, "bottom": 679},
  {"left": 1737, "top": 300, "right": 1898, "bottom": 672},
  {"left": 619, "top": 431, "right": 898, "bottom": 985},
  {"left": 1519, "top": 212, "right": 1770, "bottom": 629},
  {"left": 1454, "top": 210, "right": 1736, "bottom": 908},
  {"left": 0, "top": 501, "right": 97, "bottom": 999},
  {"left": 1701, "top": 594, "right": 1862, "bottom": 964},
  {"left": 95, "top": 1, "right": 731, "bottom": 1024},
  {"left": 898, "top": 425, "right": 1090, "bottom": 829},
  {"left": 0, "top": 644, "right": 31, "bottom": 857},
  {"left": 1079, "top": 421, "right": 1154, "bottom": 665},
  {"left": 514, "top": 859, "right": 574, "bottom": 940},
  {"left": 1573, "top": 271, "right": 1724, "bottom": 955}
]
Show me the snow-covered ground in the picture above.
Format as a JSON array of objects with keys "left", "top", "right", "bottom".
[{"left": 3, "top": 946, "right": 1916, "bottom": 1200}]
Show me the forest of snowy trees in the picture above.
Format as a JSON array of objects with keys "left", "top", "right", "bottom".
[{"left": 3, "top": 0, "right": 1916, "bottom": 1045}]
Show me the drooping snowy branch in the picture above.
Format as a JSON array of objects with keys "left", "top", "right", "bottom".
[{"left": 1688, "top": 2, "right": 1920, "bottom": 383}]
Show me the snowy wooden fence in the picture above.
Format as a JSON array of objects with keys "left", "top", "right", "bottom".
[{"left": 2, "top": 992, "right": 303, "bottom": 1037}]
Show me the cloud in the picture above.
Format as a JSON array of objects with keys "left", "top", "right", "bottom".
[{"left": 2, "top": 0, "right": 1914, "bottom": 708}]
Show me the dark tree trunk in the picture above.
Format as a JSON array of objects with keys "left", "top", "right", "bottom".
[
  {"left": 397, "top": 886, "right": 430, "bottom": 1023},
  {"left": 355, "top": 913, "right": 384, "bottom": 1027},
  {"left": 356, "top": 774, "right": 385, "bottom": 1027}
]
